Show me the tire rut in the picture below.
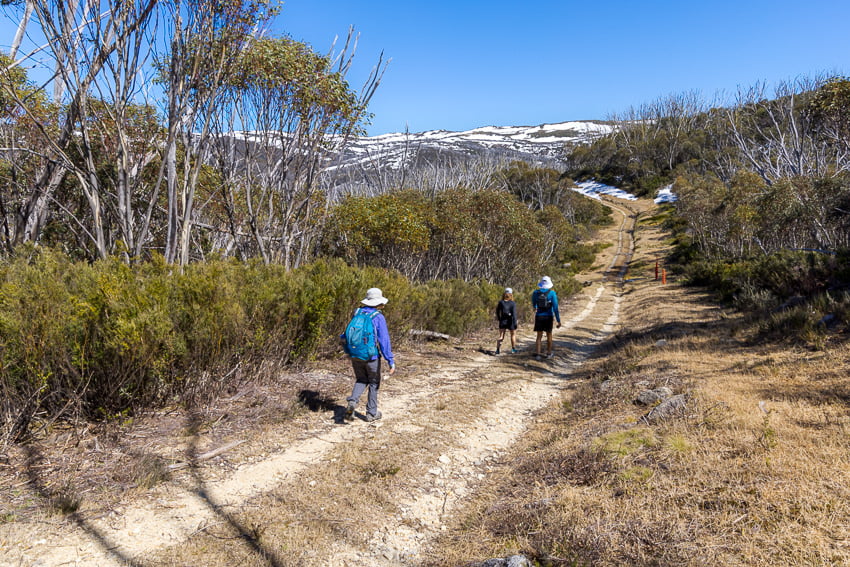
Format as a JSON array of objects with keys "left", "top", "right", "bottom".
[{"left": 15, "top": 198, "right": 644, "bottom": 567}]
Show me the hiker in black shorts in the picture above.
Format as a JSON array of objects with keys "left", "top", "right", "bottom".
[
  {"left": 531, "top": 276, "right": 561, "bottom": 359},
  {"left": 495, "top": 287, "right": 518, "bottom": 354}
]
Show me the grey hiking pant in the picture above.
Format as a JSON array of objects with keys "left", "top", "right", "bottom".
[{"left": 348, "top": 358, "right": 382, "bottom": 417}]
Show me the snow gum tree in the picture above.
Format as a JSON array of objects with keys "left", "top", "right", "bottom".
[
  {"left": 568, "top": 75, "right": 850, "bottom": 261},
  {"left": 804, "top": 77, "right": 850, "bottom": 175},
  {"left": 0, "top": 53, "right": 56, "bottom": 253},
  {"left": 1, "top": 0, "right": 382, "bottom": 265},
  {"left": 206, "top": 31, "right": 385, "bottom": 267},
  {"left": 322, "top": 189, "right": 433, "bottom": 276},
  {"left": 323, "top": 186, "right": 556, "bottom": 285},
  {"left": 0, "top": 0, "right": 159, "bottom": 258},
  {"left": 156, "top": 0, "right": 278, "bottom": 267}
]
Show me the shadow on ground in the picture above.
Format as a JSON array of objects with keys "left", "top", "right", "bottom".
[{"left": 19, "top": 410, "right": 290, "bottom": 566}]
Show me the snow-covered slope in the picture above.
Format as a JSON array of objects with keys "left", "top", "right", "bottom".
[{"left": 329, "top": 120, "right": 616, "bottom": 172}]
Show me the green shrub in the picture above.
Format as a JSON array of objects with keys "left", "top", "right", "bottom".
[
  {"left": 0, "top": 250, "right": 504, "bottom": 436},
  {"left": 683, "top": 249, "right": 850, "bottom": 307},
  {"left": 324, "top": 184, "right": 607, "bottom": 289},
  {"left": 677, "top": 246, "right": 850, "bottom": 343}
]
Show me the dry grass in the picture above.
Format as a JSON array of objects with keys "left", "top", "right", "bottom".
[
  {"left": 422, "top": 263, "right": 850, "bottom": 566},
  {"left": 5, "top": 204, "right": 849, "bottom": 566},
  {"left": 0, "top": 360, "right": 354, "bottom": 527},
  {"left": 139, "top": 357, "right": 531, "bottom": 566}
]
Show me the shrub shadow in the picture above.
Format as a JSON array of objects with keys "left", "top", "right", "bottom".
[
  {"left": 18, "top": 410, "right": 289, "bottom": 566},
  {"left": 21, "top": 444, "right": 145, "bottom": 566}
]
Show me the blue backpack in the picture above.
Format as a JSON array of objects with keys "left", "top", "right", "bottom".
[{"left": 343, "top": 308, "right": 379, "bottom": 361}]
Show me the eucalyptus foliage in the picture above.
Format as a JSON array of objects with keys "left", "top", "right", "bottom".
[
  {"left": 0, "top": 2, "right": 380, "bottom": 266},
  {"left": 567, "top": 77, "right": 850, "bottom": 259},
  {"left": 323, "top": 184, "right": 604, "bottom": 285}
]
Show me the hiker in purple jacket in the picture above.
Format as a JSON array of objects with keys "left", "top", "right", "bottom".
[
  {"left": 531, "top": 276, "right": 561, "bottom": 359},
  {"left": 343, "top": 288, "right": 396, "bottom": 422}
]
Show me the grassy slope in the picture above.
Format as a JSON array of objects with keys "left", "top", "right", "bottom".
[
  {"left": 2, "top": 203, "right": 848, "bottom": 566},
  {"left": 424, "top": 211, "right": 850, "bottom": 566}
]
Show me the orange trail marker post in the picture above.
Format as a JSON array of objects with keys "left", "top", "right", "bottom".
[{"left": 662, "top": 269, "right": 667, "bottom": 285}]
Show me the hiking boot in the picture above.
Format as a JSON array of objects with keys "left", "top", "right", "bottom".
[
  {"left": 344, "top": 401, "right": 355, "bottom": 421},
  {"left": 365, "top": 411, "right": 382, "bottom": 422},
  {"left": 511, "top": 348, "right": 518, "bottom": 354},
  {"left": 495, "top": 347, "right": 500, "bottom": 355},
  {"left": 546, "top": 352, "right": 554, "bottom": 359}
]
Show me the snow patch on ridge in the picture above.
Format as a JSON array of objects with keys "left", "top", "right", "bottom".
[
  {"left": 329, "top": 120, "right": 616, "bottom": 175},
  {"left": 575, "top": 180, "right": 637, "bottom": 201}
]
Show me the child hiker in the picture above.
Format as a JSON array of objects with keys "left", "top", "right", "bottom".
[{"left": 495, "top": 287, "right": 518, "bottom": 354}]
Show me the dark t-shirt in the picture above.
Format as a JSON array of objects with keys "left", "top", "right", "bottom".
[{"left": 496, "top": 299, "right": 517, "bottom": 330}]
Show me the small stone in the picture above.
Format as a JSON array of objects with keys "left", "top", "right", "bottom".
[
  {"left": 643, "top": 394, "right": 687, "bottom": 423},
  {"left": 635, "top": 386, "right": 673, "bottom": 406}
]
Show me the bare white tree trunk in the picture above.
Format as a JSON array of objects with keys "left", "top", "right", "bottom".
[
  {"left": 5, "top": 0, "right": 157, "bottom": 258},
  {"left": 199, "top": 29, "right": 386, "bottom": 267},
  {"left": 9, "top": 0, "right": 34, "bottom": 60},
  {"left": 159, "top": 0, "right": 276, "bottom": 267}
]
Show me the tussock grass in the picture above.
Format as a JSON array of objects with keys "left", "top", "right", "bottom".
[
  {"left": 425, "top": 282, "right": 850, "bottom": 566},
  {"left": 46, "top": 481, "right": 82, "bottom": 515},
  {"left": 124, "top": 451, "right": 171, "bottom": 490}
]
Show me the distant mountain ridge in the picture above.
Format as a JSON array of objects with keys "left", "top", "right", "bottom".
[{"left": 328, "top": 120, "right": 616, "bottom": 174}]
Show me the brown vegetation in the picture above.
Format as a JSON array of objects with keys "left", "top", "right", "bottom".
[
  {"left": 425, "top": 213, "right": 850, "bottom": 566},
  {"left": 1, "top": 200, "right": 848, "bottom": 566}
]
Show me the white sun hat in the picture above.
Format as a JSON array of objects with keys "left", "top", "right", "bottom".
[
  {"left": 361, "top": 287, "right": 389, "bottom": 306},
  {"left": 539, "top": 276, "right": 553, "bottom": 290},
  {"left": 505, "top": 287, "right": 513, "bottom": 294}
]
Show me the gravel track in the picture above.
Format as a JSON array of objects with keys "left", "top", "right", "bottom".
[{"left": 5, "top": 197, "right": 645, "bottom": 567}]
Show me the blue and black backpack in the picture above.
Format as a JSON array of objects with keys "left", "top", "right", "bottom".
[{"left": 343, "top": 308, "right": 379, "bottom": 361}]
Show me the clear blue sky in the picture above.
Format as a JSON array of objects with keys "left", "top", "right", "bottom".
[
  {"left": 2, "top": 1, "right": 847, "bottom": 136},
  {"left": 276, "top": 0, "right": 850, "bottom": 135}
]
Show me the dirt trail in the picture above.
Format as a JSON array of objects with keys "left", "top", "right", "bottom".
[{"left": 3, "top": 197, "right": 648, "bottom": 567}]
